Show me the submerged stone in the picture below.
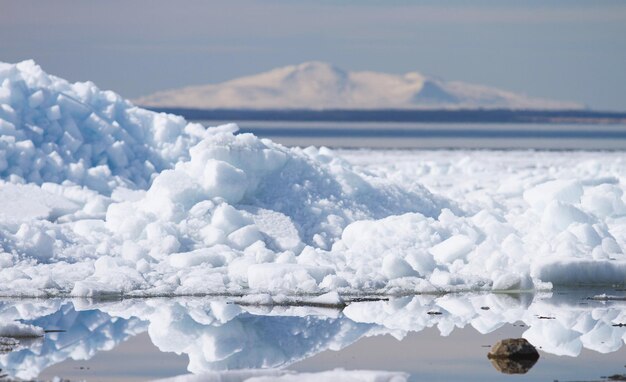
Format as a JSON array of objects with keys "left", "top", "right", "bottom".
[{"left": 487, "top": 338, "right": 540, "bottom": 374}]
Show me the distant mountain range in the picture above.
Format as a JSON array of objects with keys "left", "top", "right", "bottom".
[{"left": 135, "top": 61, "right": 584, "bottom": 110}]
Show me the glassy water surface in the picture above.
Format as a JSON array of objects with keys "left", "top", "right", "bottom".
[
  {"left": 3, "top": 290, "right": 626, "bottom": 381},
  {"left": 196, "top": 120, "right": 626, "bottom": 149}
]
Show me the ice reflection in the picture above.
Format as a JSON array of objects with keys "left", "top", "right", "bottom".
[
  {"left": 0, "top": 291, "right": 626, "bottom": 379},
  {"left": 0, "top": 300, "right": 146, "bottom": 380}
]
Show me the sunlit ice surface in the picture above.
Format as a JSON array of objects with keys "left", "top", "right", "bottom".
[{"left": 1, "top": 60, "right": 626, "bottom": 298}]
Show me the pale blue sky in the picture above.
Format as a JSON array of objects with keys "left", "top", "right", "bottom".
[{"left": 1, "top": 0, "right": 625, "bottom": 110}]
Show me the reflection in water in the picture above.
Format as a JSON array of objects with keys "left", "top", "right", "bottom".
[
  {"left": 0, "top": 291, "right": 625, "bottom": 380},
  {"left": 487, "top": 338, "right": 540, "bottom": 374},
  {"left": 152, "top": 369, "right": 409, "bottom": 382},
  {"left": 489, "top": 357, "right": 538, "bottom": 375},
  {"left": 0, "top": 300, "right": 146, "bottom": 380}
]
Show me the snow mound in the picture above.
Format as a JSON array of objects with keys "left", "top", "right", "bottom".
[
  {"left": 0, "top": 60, "right": 446, "bottom": 297},
  {"left": 0, "top": 60, "right": 625, "bottom": 298},
  {"left": 0, "top": 60, "right": 206, "bottom": 193}
]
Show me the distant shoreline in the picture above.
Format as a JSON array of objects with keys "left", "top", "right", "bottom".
[{"left": 145, "top": 107, "right": 626, "bottom": 124}]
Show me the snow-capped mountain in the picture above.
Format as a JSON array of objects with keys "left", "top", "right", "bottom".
[{"left": 135, "top": 62, "right": 583, "bottom": 110}]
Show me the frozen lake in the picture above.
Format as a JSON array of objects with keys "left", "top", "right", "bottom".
[{"left": 1, "top": 290, "right": 625, "bottom": 381}]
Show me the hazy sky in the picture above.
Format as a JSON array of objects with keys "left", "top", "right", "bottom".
[{"left": 2, "top": 0, "right": 625, "bottom": 110}]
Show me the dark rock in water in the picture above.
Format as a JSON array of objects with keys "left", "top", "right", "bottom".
[
  {"left": 488, "top": 338, "right": 539, "bottom": 359},
  {"left": 487, "top": 338, "right": 539, "bottom": 374},
  {"left": 489, "top": 357, "right": 538, "bottom": 374}
]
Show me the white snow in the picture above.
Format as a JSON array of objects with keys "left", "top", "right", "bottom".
[
  {"left": 0, "top": 60, "right": 625, "bottom": 298},
  {"left": 429, "top": 235, "right": 475, "bottom": 264},
  {"left": 134, "top": 61, "right": 583, "bottom": 110}
]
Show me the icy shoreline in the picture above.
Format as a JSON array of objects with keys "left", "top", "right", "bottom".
[{"left": 0, "top": 60, "right": 625, "bottom": 298}]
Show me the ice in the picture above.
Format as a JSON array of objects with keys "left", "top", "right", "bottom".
[
  {"left": 541, "top": 201, "right": 592, "bottom": 233},
  {"left": 307, "top": 291, "right": 343, "bottom": 306},
  {"left": 429, "top": 234, "right": 474, "bottom": 264},
  {"left": 532, "top": 259, "right": 626, "bottom": 286},
  {"left": 0, "top": 60, "right": 626, "bottom": 297},
  {"left": 245, "top": 207, "right": 303, "bottom": 252},
  {"left": 0, "top": 183, "right": 78, "bottom": 224},
  {"left": 13, "top": 223, "right": 56, "bottom": 261},
  {"left": 524, "top": 179, "right": 583, "bottom": 212},
  {"left": 247, "top": 264, "right": 333, "bottom": 292},
  {"left": 492, "top": 272, "right": 533, "bottom": 291},
  {"left": 0, "top": 60, "right": 205, "bottom": 192},
  {"left": 581, "top": 184, "right": 626, "bottom": 218},
  {"left": 382, "top": 255, "right": 419, "bottom": 279}
]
